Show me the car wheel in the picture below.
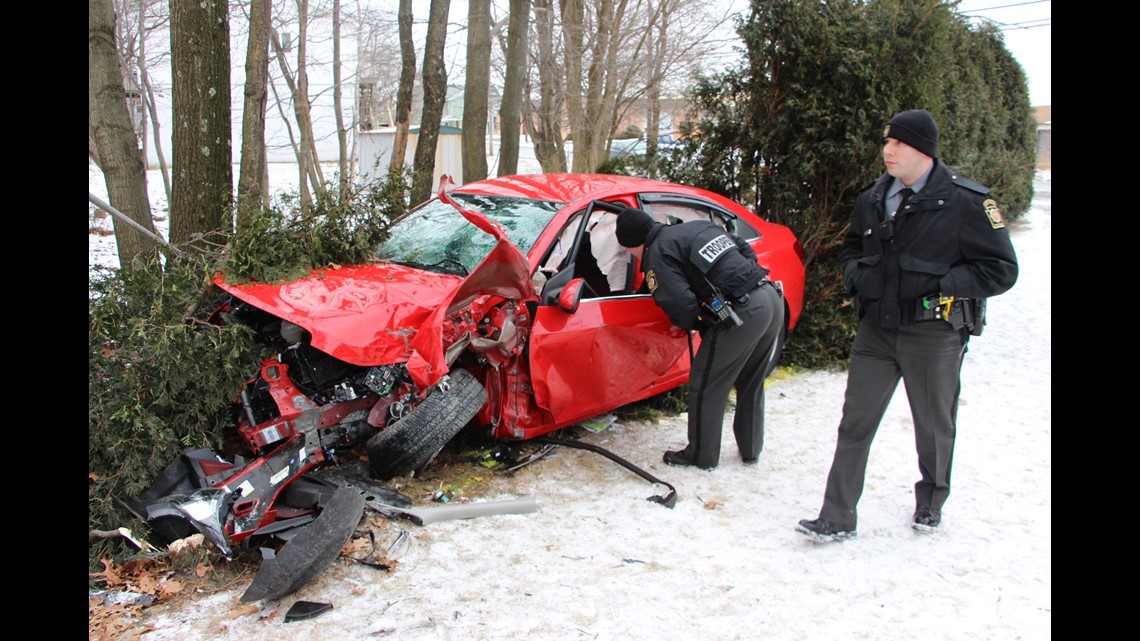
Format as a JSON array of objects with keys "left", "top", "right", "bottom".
[
  {"left": 366, "top": 368, "right": 487, "bottom": 481},
  {"left": 239, "top": 484, "right": 365, "bottom": 602}
]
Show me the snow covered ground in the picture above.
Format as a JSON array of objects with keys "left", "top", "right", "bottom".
[{"left": 89, "top": 159, "right": 1050, "bottom": 641}]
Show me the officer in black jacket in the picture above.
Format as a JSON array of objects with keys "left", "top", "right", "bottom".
[
  {"left": 797, "top": 109, "right": 1019, "bottom": 542},
  {"left": 615, "top": 207, "right": 785, "bottom": 470}
]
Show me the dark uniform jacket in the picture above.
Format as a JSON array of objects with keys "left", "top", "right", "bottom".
[
  {"left": 642, "top": 220, "right": 769, "bottom": 331},
  {"left": 841, "top": 159, "right": 1019, "bottom": 329}
]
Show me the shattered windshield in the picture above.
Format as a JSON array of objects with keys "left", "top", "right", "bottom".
[{"left": 376, "top": 194, "right": 562, "bottom": 276}]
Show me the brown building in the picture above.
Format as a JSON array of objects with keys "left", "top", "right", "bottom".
[{"left": 1034, "top": 106, "right": 1051, "bottom": 171}]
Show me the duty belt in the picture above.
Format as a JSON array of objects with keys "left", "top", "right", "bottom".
[
  {"left": 731, "top": 279, "right": 775, "bottom": 306},
  {"left": 916, "top": 294, "right": 986, "bottom": 336}
]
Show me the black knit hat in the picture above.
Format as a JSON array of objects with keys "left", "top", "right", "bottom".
[
  {"left": 885, "top": 109, "right": 939, "bottom": 158},
  {"left": 616, "top": 207, "right": 657, "bottom": 247}
]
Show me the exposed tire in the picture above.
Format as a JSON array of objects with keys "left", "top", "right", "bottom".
[
  {"left": 239, "top": 485, "right": 365, "bottom": 603},
  {"left": 366, "top": 368, "right": 487, "bottom": 480}
]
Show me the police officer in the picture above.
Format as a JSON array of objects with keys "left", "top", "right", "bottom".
[
  {"left": 615, "top": 207, "right": 785, "bottom": 470},
  {"left": 796, "top": 109, "right": 1019, "bottom": 542}
]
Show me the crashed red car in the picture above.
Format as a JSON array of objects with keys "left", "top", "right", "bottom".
[
  {"left": 134, "top": 173, "right": 804, "bottom": 601},
  {"left": 216, "top": 173, "right": 805, "bottom": 480}
]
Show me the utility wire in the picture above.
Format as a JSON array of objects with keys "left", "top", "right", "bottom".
[{"left": 959, "top": 0, "right": 1050, "bottom": 14}]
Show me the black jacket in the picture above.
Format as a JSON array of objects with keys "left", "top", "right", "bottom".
[
  {"left": 642, "top": 220, "right": 769, "bottom": 330},
  {"left": 841, "top": 159, "right": 1019, "bottom": 329}
]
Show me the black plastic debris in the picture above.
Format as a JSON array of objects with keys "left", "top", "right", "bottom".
[{"left": 284, "top": 600, "right": 333, "bottom": 622}]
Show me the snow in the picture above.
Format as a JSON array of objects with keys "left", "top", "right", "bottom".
[{"left": 89, "top": 158, "right": 1050, "bottom": 640}]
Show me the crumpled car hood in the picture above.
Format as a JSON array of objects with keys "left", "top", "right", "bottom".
[
  {"left": 214, "top": 262, "right": 462, "bottom": 368},
  {"left": 214, "top": 176, "right": 538, "bottom": 389}
]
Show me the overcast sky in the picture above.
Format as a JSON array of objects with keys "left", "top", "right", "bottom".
[
  {"left": 386, "top": 0, "right": 1051, "bottom": 106},
  {"left": 956, "top": 0, "right": 1050, "bottom": 106}
]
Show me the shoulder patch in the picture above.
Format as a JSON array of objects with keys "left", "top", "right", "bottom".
[
  {"left": 982, "top": 199, "right": 1005, "bottom": 229},
  {"left": 950, "top": 174, "right": 990, "bottom": 195},
  {"left": 646, "top": 269, "right": 658, "bottom": 293}
]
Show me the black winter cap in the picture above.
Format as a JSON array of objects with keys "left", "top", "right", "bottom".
[
  {"left": 616, "top": 207, "right": 657, "bottom": 247},
  {"left": 885, "top": 109, "right": 939, "bottom": 158}
]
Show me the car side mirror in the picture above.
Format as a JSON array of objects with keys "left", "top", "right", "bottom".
[{"left": 558, "top": 278, "right": 586, "bottom": 314}]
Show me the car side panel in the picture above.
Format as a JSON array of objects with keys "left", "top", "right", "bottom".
[{"left": 527, "top": 296, "right": 690, "bottom": 424}]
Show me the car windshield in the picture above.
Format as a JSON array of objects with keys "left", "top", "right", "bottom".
[{"left": 376, "top": 193, "right": 563, "bottom": 276}]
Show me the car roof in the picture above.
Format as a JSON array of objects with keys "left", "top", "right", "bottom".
[{"left": 453, "top": 173, "right": 693, "bottom": 204}]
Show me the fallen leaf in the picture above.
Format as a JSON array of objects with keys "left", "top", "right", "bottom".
[
  {"left": 342, "top": 536, "right": 373, "bottom": 557},
  {"left": 162, "top": 578, "right": 185, "bottom": 595},
  {"left": 90, "top": 558, "right": 124, "bottom": 589},
  {"left": 229, "top": 604, "right": 259, "bottom": 618},
  {"left": 135, "top": 573, "right": 160, "bottom": 594},
  {"left": 196, "top": 563, "right": 209, "bottom": 578},
  {"left": 89, "top": 473, "right": 100, "bottom": 482},
  {"left": 703, "top": 500, "right": 722, "bottom": 510}
]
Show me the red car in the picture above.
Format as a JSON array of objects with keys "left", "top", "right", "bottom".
[
  {"left": 135, "top": 173, "right": 804, "bottom": 602},
  {"left": 214, "top": 173, "right": 804, "bottom": 482}
]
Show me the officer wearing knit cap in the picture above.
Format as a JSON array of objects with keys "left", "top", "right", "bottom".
[
  {"left": 615, "top": 205, "right": 785, "bottom": 471},
  {"left": 796, "top": 109, "right": 1018, "bottom": 543},
  {"left": 884, "top": 109, "right": 939, "bottom": 159},
  {"left": 616, "top": 206, "right": 658, "bottom": 248}
]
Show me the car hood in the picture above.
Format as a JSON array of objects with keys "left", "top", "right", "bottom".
[{"left": 214, "top": 176, "right": 538, "bottom": 388}]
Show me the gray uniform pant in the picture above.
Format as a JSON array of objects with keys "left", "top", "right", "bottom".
[
  {"left": 685, "top": 281, "right": 785, "bottom": 468},
  {"left": 818, "top": 319, "right": 969, "bottom": 529}
]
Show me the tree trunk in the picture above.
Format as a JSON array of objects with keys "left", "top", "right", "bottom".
[
  {"left": 528, "top": 0, "right": 566, "bottom": 172},
  {"left": 140, "top": 70, "right": 171, "bottom": 204},
  {"left": 560, "top": 0, "right": 587, "bottom": 171},
  {"left": 237, "top": 0, "right": 271, "bottom": 236},
  {"left": 462, "top": 0, "right": 491, "bottom": 183},
  {"left": 644, "top": 3, "right": 670, "bottom": 172},
  {"left": 333, "top": 0, "right": 350, "bottom": 199},
  {"left": 410, "top": 0, "right": 451, "bottom": 205},
  {"left": 90, "top": 0, "right": 159, "bottom": 268},
  {"left": 497, "top": 0, "right": 530, "bottom": 177},
  {"left": 388, "top": 0, "right": 415, "bottom": 179},
  {"left": 168, "top": 0, "right": 232, "bottom": 249},
  {"left": 270, "top": 15, "right": 325, "bottom": 215}
]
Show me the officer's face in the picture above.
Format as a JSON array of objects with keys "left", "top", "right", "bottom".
[
  {"left": 882, "top": 136, "right": 932, "bottom": 186},
  {"left": 626, "top": 244, "right": 644, "bottom": 260}
]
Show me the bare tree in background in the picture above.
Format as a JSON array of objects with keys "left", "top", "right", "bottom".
[
  {"left": 332, "top": 0, "right": 350, "bottom": 198},
  {"left": 643, "top": 0, "right": 671, "bottom": 170},
  {"left": 112, "top": 0, "right": 172, "bottom": 204},
  {"left": 91, "top": 0, "right": 160, "bottom": 268},
  {"left": 269, "top": 1, "right": 327, "bottom": 215},
  {"left": 410, "top": 0, "right": 451, "bottom": 205},
  {"left": 538, "top": 0, "right": 735, "bottom": 172},
  {"left": 462, "top": 0, "right": 491, "bottom": 182},
  {"left": 354, "top": 6, "right": 403, "bottom": 128},
  {"left": 497, "top": 0, "right": 530, "bottom": 176},
  {"left": 168, "top": 0, "right": 232, "bottom": 248},
  {"left": 237, "top": 0, "right": 271, "bottom": 235},
  {"left": 525, "top": 0, "right": 567, "bottom": 173},
  {"left": 389, "top": 0, "right": 415, "bottom": 179}
]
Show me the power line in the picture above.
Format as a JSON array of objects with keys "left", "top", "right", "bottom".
[{"left": 959, "top": 0, "right": 1050, "bottom": 14}]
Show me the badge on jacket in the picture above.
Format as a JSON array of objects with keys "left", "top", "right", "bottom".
[
  {"left": 646, "top": 269, "right": 658, "bottom": 293},
  {"left": 983, "top": 199, "right": 1005, "bottom": 229}
]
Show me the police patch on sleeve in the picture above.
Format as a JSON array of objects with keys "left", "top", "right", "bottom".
[
  {"left": 983, "top": 199, "right": 1005, "bottom": 229},
  {"left": 646, "top": 269, "right": 658, "bottom": 293}
]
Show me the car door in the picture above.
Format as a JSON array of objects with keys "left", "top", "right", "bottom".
[{"left": 527, "top": 201, "right": 691, "bottom": 424}]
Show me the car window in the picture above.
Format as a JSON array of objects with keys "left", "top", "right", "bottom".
[
  {"left": 376, "top": 194, "right": 562, "bottom": 275},
  {"left": 638, "top": 193, "right": 760, "bottom": 240}
]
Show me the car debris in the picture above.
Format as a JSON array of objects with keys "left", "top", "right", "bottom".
[{"left": 284, "top": 600, "right": 333, "bottom": 622}]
